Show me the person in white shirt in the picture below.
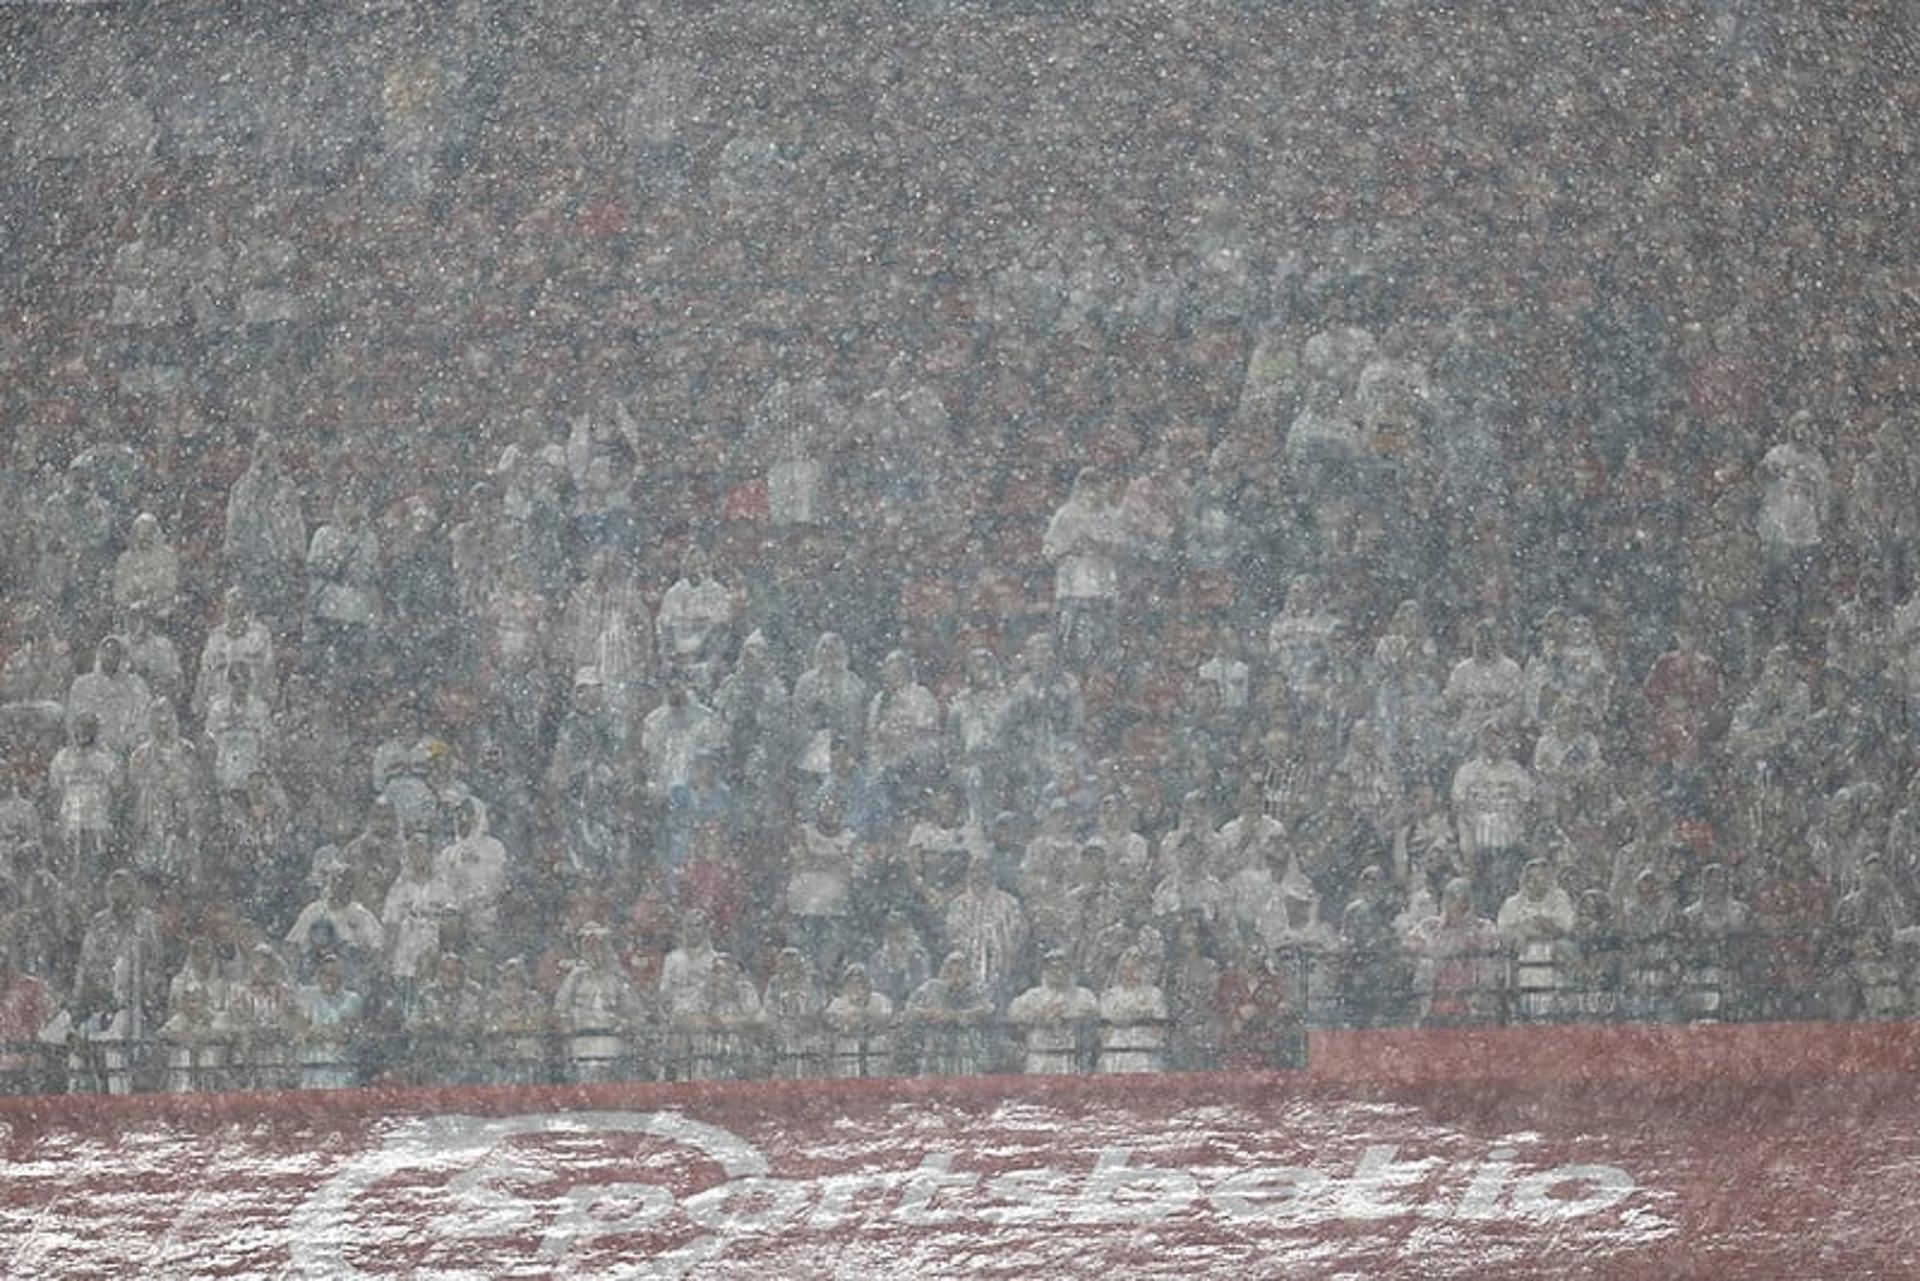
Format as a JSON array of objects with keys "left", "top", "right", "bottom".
[
  {"left": 194, "top": 587, "right": 275, "bottom": 719},
  {"left": 1210, "top": 779, "right": 1286, "bottom": 881},
  {"left": 112, "top": 512, "right": 181, "bottom": 621},
  {"left": 204, "top": 662, "right": 271, "bottom": 795},
  {"left": 1450, "top": 724, "right": 1537, "bottom": 909},
  {"left": 382, "top": 835, "right": 444, "bottom": 998},
  {"left": 67, "top": 636, "right": 151, "bottom": 760},
  {"left": 1444, "top": 620, "right": 1526, "bottom": 751},
  {"left": 285, "top": 867, "right": 386, "bottom": 957},
  {"left": 1496, "top": 859, "right": 1576, "bottom": 1018},
  {"left": 559, "top": 550, "right": 652, "bottom": 714},
  {"left": 1043, "top": 466, "right": 1128, "bottom": 662},
  {"left": 1007, "top": 950, "right": 1099, "bottom": 1074},
  {"left": 943, "top": 855, "right": 1027, "bottom": 1009},
  {"left": 48, "top": 712, "right": 118, "bottom": 886},
  {"left": 674, "top": 952, "right": 764, "bottom": 1081},
  {"left": 946, "top": 649, "right": 1010, "bottom": 825},
  {"left": 788, "top": 804, "right": 856, "bottom": 974},
  {"left": 656, "top": 545, "right": 733, "bottom": 692},
  {"left": 824, "top": 963, "right": 894, "bottom": 1078},
  {"left": 866, "top": 649, "right": 940, "bottom": 792},
  {"left": 657, "top": 912, "right": 719, "bottom": 1025},
  {"left": 640, "top": 678, "right": 720, "bottom": 805},
  {"left": 1151, "top": 824, "right": 1226, "bottom": 928},
  {"left": 555, "top": 925, "right": 643, "bottom": 1083},
  {"left": 1097, "top": 948, "right": 1169, "bottom": 1074},
  {"left": 1196, "top": 623, "right": 1251, "bottom": 711},
  {"left": 432, "top": 799, "right": 507, "bottom": 938}
]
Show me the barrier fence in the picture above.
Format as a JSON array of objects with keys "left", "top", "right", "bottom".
[{"left": 13, "top": 929, "right": 1895, "bottom": 1097}]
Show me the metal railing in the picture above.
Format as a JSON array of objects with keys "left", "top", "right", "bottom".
[
  {"left": 0, "top": 1013, "right": 1307, "bottom": 1097},
  {"left": 7, "top": 931, "right": 1897, "bottom": 1097}
]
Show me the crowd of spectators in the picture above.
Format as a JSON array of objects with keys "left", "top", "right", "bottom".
[{"left": 0, "top": 2, "right": 1916, "bottom": 1092}]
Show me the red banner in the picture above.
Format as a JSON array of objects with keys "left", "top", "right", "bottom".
[{"left": 1, "top": 1024, "right": 1916, "bottom": 1278}]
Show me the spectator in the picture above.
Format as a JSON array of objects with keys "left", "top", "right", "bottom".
[
  {"left": 224, "top": 436, "right": 307, "bottom": 627},
  {"left": 762, "top": 946, "right": 825, "bottom": 1078},
  {"left": 864, "top": 912, "right": 933, "bottom": 1007},
  {"left": 944, "top": 853, "right": 1028, "bottom": 1009},
  {"left": 1443, "top": 620, "right": 1526, "bottom": 749},
  {"left": 111, "top": 513, "right": 180, "bottom": 622},
  {"left": 1496, "top": 859, "right": 1576, "bottom": 1018},
  {"left": 67, "top": 635, "right": 151, "bottom": 760},
  {"left": 127, "top": 701, "right": 206, "bottom": 889},
  {"left": 904, "top": 952, "right": 991, "bottom": 1076},
  {"left": 193, "top": 588, "right": 276, "bottom": 720},
  {"left": 1450, "top": 723, "right": 1537, "bottom": 909},
  {"left": 305, "top": 492, "right": 382, "bottom": 693},
  {"left": 1097, "top": 948, "right": 1169, "bottom": 1074},
  {"left": 204, "top": 662, "right": 271, "bottom": 794},
  {"left": 433, "top": 799, "right": 508, "bottom": 938},
  {"left": 286, "top": 867, "right": 386, "bottom": 958},
  {"left": 481, "top": 957, "right": 551, "bottom": 1086},
  {"left": 409, "top": 951, "right": 485, "bottom": 1084},
  {"left": 1407, "top": 878, "right": 1503, "bottom": 1026},
  {"left": 548, "top": 667, "right": 634, "bottom": 885},
  {"left": 556, "top": 925, "right": 643, "bottom": 1083},
  {"left": 824, "top": 962, "right": 893, "bottom": 1078},
  {"left": 295, "top": 953, "right": 363, "bottom": 1090},
  {"left": 656, "top": 546, "right": 734, "bottom": 691},
  {"left": 48, "top": 715, "right": 118, "bottom": 892},
  {"left": 221, "top": 944, "right": 299, "bottom": 1090},
  {"left": 1007, "top": 949, "right": 1098, "bottom": 1075}
]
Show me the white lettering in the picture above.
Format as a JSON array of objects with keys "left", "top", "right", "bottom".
[
  {"left": 1209, "top": 1166, "right": 1330, "bottom": 1224},
  {"left": 980, "top": 1168, "right": 1077, "bottom": 1225},
  {"left": 1068, "top": 1148, "right": 1200, "bottom": 1225},
  {"left": 539, "top": 1182, "right": 674, "bottom": 1260},
  {"left": 807, "top": 1171, "right": 903, "bottom": 1230},
  {"left": 1325, "top": 1145, "right": 1437, "bottom": 1221},
  {"left": 683, "top": 1177, "right": 811, "bottom": 1234},
  {"left": 892, "top": 1154, "right": 979, "bottom": 1226},
  {"left": 1450, "top": 1146, "right": 1518, "bottom": 1220},
  {"left": 1507, "top": 1165, "right": 1637, "bottom": 1220}
]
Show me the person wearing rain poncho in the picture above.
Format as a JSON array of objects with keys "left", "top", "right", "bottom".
[
  {"left": 1007, "top": 950, "right": 1099, "bottom": 1075},
  {"left": 673, "top": 952, "right": 765, "bottom": 1082},
  {"left": 67, "top": 635, "right": 151, "bottom": 760},
  {"left": 1042, "top": 467, "right": 1129, "bottom": 663},
  {"left": 559, "top": 550, "right": 652, "bottom": 715},
  {"left": 904, "top": 952, "right": 992, "bottom": 1076},
  {"left": 112, "top": 512, "right": 181, "bottom": 621},
  {"left": 554, "top": 925, "right": 643, "bottom": 1083},
  {"left": 195, "top": 588, "right": 276, "bottom": 720},
  {"left": 1097, "top": 948, "right": 1170, "bottom": 1074},
  {"left": 1496, "top": 859, "right": 1576, "bottom": 1019},
  {"left": 824, "top": 963, "right": 894, "bottom": 1078},
  {"left": 547, "top": 668, "right": 632, "bottom": 885},
  {"left": 432, "top": 798, "right": 508, "bottom": 938},
  {"left": 791, "top": 632, "right": 867, "bottom": 783},
  {"left": 1407, "top": 878, "right": 1505, "bottom": 1026},
  {"left": 762, "top": 947, "right": 826, "bottom": 1078}
]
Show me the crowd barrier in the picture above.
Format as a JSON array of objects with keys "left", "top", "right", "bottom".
[{"left": 13, "top": 928, "right": 1890, "bottom": 1098}]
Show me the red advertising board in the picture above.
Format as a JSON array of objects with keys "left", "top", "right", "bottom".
[{"left": 0, "top": 1023, "right": 1916, "bottom": 1278}]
